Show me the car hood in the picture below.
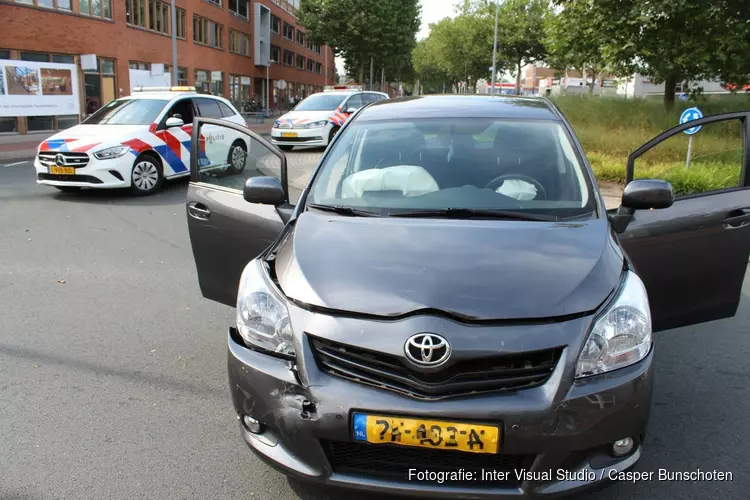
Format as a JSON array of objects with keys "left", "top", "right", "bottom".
[
  {"left": 275, "top": 110, "right": 334, "bottom": 126},
  {"left": 273, "top": 212, "right": 624, "bottom": 321},
  {"left": 39, "top": 125, "right": 145, "bottom": 153}
]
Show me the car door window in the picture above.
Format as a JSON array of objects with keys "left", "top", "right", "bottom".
[
  {"left": 344, "top": 94, "right": 363, "bottom": 112},
  {"left": 617, "top": 113, "right": 750, "bottom": 331},
  {"left": 218, "top": 101, "right": 237, "bottom": 118},
  {"left": 194, "top": 98, "right": 223, "bottom": 119},
  {"left": 161, "top": 98, "right": 195, "bottom": 128},
  {"left": 361, "top": 93, "right": 378, "bottom": 105}
]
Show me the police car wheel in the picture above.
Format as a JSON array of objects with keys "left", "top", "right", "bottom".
[
  {"left": 278, "top": 145, "right": 294, "bottom": 151},
  {"left": 54, "top": 186, "right": 81, "bottom": 193},
  {"left": 328, "top": 126, "right": 340, "bottom": 145},
  {"left": 226, "top": 140, "right": 247, "bottom": 174},
  {"left": 129, "top": 154, "right": 163, "bottom": 196}
]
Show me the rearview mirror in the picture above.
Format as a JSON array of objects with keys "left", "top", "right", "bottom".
[
  {"left": 621, "top": 179, "right": 674, "bottom": 210},
  {"left": 165, "top": 116, "right": 184, "bottom": 128},
  {"left": 244, "top": 176, "right": 286, "bottom": 206}
]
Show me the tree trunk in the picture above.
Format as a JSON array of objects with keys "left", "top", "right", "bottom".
[
  {"left": 664, "top": 74, "right": 678, "bottom": 110},
  {"left": 589, "top": 69, "right": 597, "bottom": 94},
  {"left": 516, "top": 59, "right": 522, "bottom": 95},
  {"left": 358, "top": 59, "right": 365, "bottom": 86}
]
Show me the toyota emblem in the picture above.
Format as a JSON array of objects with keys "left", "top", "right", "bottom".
[
  {"left": 404, "top": 333, "right": 451, "bottom": 367},
  {"left": 55, "top": 154, "right": 65, "bottom": 166}
]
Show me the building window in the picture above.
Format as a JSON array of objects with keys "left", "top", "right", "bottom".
[
  {"left": 315, "top": 44, "right": 322, "bottom": 55},
  {"left": 205, "top": 0, "right": 221, "bottom": 6},
  {"left": 194, "top": 15, "right": 224, "bottom": 49},
  {"left": 176, "top": 8, "right": 186, "bottom": 38},
  {"left": 283, "top": 22, "right": 294, "bottom": 40},
  {"left": 283, "top": 50, "right": 294, "bottom": 66},
  {"left": 150, "top": 0, "right": 170, "bottom": 34},
  {"left": 80, "top": 0, "right": 112, "bottom": 19},
  {"left": 229, "top": 0, "right": 248, "bottom": 18},
  {"left": 129, "top": 61, "right": 150, "bottom": 70},
  {"left": 52, "top": 54, "right": 75, "bottom": 64},
  {"left": 28, "top": 116, "right": 55, "bottom": 132},
  {"left": 229, "top": 74, "right": 252, "bottom": 109},
  {"left": 211, "top": 72, "right": 223, "bottom": 96},
  {"left": 315, "top": 62, "right": 322, "bottom": 75},
  {"left": 101, "top": 59, "right": 115, "bottom": 75},
  {"left": 229, "top": 30, "right": 251, "bottom": 57},
  {"left": 270, "top": 45, "right": 280, "bottom": 64},
  {"left": 177, "top": 67, "right": 187, "bottom": 86},
  {"left": 296, "top": 30, "right": 305, "bottom": 46},
  {"left": 306, "top": 59, "right": 314, "bottom": 72},
  {"left": 20, "top": 52, "right": 51, "bottom": 62},
  {"left": 0, "top": 50, "right": 11, "bottom": 59},
  {"left": 296, "top": 55, "right": 305, "bottom": 70},
  {"left": 271, "top": 15, "right": 280, "bottom": 34},
  {"left": 15, "top": 0, "right": 71, "bottom": 8}
]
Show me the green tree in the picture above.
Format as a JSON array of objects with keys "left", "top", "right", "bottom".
[
  {"left": 496, "top": 0, "right": 550, "bottom": 94},
  {"left": 412, "top": 36, "right": 454, "bottom": 94},
  {"left": 299, "top": 0, "right": 421, "bottom": 86},
  {"left": 545, "top": 2, "right": 608, "bottom": 94}
]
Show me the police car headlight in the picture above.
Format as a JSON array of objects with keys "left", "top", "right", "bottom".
[
  {"left": 236, "top": 259, "right": 295, "bottom": 358},
  {"left": 93, "top": 146, "right": 129, "bottom": 160},
  {"left": 294, "top": 120, "right": 328, "bottom": 129},
  {"left": 576, "top": 271, "right": 652, "bottom": 378}
]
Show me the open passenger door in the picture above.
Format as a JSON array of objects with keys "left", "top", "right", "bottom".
[
  {"left": 186, "top": 117, "right": 294, "bottom": 307},
  {"left": 614, "top": 112, "right": 750, "bottom": 331}
]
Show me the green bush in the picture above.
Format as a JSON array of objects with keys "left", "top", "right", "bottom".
[{"left": 551, "top": 95, "right": 750, "bottom": 194}]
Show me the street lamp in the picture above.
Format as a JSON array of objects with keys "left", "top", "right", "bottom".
[{"left": 491, "top": 0, "right": 499, "bottom": 95}]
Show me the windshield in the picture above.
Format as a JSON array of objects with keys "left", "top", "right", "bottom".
[
  {"left": 293, "top": 93, "right": 348, "bottom": 111},
  {"left": 308, "top": 118, "right": 595, "bottom": 219},
  {"left": 83, "top": 98, "right": 169, "bottom": 125}
]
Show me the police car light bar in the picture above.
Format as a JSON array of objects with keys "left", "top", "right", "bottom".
[
  {"left": 132, "top": 86, "right": 198, "bottom": 93},
  {"left": 324, "top": 85, "right": 362, "bottom": 91}
]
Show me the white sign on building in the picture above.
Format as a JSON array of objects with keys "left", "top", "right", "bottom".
[{"left": 0, "top": 59, "right": 81, "bottom": 117}]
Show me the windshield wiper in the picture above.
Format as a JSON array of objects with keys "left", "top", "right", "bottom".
[
  {"left": 387, "top": 208, "right": 558, "bottom": 222},
  {"left": 307, "top": 203, "right": 380, "bottom": 217}
]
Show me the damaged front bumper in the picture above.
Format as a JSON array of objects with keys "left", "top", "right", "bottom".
[{"left": 226, "top": 325, "right": 654, "bottom": 499}]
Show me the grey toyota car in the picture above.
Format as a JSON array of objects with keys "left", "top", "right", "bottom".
[{"left": 185, "top": 95, "right": 750, "bottom": 498}]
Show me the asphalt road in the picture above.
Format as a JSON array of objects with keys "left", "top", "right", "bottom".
[{"left": 1, "top": 153, "right": 748, "bottom": 500}]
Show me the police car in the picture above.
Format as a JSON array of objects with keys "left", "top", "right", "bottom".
[
  {"left": 270, "top": 86, "right": 389, "bottom": 151},
  {"left": 34, "top": 87, "right": 248, "bottom": 195}
]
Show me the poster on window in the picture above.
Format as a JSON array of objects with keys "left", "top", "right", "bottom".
[{"left": 0, "top": 59, "right": 80, "bottom": 117}]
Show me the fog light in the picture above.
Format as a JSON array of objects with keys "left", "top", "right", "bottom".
[
  {"left": 612, "top": 437, "right": 634, "bottom": 456},
  {"left": 242, "top": 415, "right": 261, "bottom": 434}
]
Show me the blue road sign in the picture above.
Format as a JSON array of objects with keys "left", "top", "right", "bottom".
[
  {"left": 680, "top": 107, "right": 703, "bottom": 135},
  {"left": 679, "top": 92, "right": 689, "bottom": 101}
]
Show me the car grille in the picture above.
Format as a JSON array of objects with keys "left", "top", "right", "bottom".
[
  {"left": 274, "top": 136, "right": 323, "bottom": 143},
  {"left": 38, "top": 173, "right": 102, "bottom": 184},
  {"left": 276, "top": 123, "right": 292, "bottom": 129},
  {"left": 324, "top": 440, "right": 533, "bottom": 486},
  {"left": 38, "top": 151, "right": 90, "bottom": 168},
  {"left": 310, "top": 336, "right": 561, "bottom": 400}
]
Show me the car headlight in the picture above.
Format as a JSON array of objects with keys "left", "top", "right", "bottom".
[
  {"left": 294, "top": 120, "right": 328, "bottom": 129},
  {"left": 93, "top": 146, "right": 129, "bottom": 160},
  {"left": 576, "top": 271, "right": 652, "bottom": 378},
  {"left": 236, "top": 259, "right": 295, "bottom": 358}
]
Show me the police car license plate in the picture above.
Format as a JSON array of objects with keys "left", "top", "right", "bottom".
[
  {"left": 281, "top": 132, "right": 298, "bottom": 138},
  {"left": 352, "top": 413, "right": 500, "bottom": 454},
  {"left": 49, "top": 166, "right": 75, "bottom": 175}
]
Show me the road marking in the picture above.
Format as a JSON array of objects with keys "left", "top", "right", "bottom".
[{"left": 3, "top": 161, "right": 30, "bottom": 168}]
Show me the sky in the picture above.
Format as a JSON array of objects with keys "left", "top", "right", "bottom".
[{"left": 335, "top": 0, "right": 459, "bottom": 81}]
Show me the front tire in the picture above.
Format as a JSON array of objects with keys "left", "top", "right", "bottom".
[
  {"left": 129, "top": 153, "right": 163, "bottom": 196},
  {"left": 328, "top": 126, "right": 340, "bottom": 146},
  {"left": 278, "top": 145, "right": 294, "bottom": 152}
]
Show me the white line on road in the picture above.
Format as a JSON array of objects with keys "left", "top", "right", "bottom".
[{"left": 3, "top": 161, "right": 30, "bottom": 167}]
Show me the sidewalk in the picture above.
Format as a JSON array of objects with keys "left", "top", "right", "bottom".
[{"left": 0, "top": 119, "right": 274, "bottom": 163}]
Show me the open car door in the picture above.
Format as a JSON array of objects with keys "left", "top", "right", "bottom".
[
  {"left": 616, "top": 111, "right": 750, "bottom": 331},
  {"left": 186, "top": 117, "right": 294, "bottom": 306}
]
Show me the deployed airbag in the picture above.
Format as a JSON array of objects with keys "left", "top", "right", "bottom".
[{"left": 341, "top": 165, "right": 439, "bottom": 198}]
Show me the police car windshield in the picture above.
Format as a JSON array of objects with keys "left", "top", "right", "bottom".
[
  {"left": 83, "top": 98, "right": 169, "bottom": 125},
  {"left": 308, "top": 118, "right": 596, "bottom": 219},
  {"left": 293, "top": 93, "right": 347, "bottom": 111}
]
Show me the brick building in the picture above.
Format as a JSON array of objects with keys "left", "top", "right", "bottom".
[{"left": 0, "top": 0, "right": 334, "bottom": 134}]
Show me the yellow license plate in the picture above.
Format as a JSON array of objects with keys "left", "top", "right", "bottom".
[
  {"left": 280, "top": 132, "right": 298, "bottom": 138},
  {"left": 353, "top": 413, "right": 500, "bottom": 454},
  {"left": 49, "top": 166, "right": 75, "bottom": 175}
]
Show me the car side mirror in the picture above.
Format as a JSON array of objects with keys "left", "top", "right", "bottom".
[
  {"left": 165, "top": 116, "right": 184, "bottom": 128},
  {"left": 345, "top": 107, "right": 358, "bottom": 114},
  {"left": 244, "top": 176, "right": 286, "bottom": 206},
  {"left": 621, "top": 179, "right": 674, "bottom": 210},
  {"left": 610, "top": 179, "right": 674, "bottom": 234}
]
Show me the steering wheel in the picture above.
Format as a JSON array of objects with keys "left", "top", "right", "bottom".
[{"left": 485, "top": 174, "right": 548, "bottom": 201}]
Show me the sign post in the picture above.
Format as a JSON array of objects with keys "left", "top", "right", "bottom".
[{"left": 679, "top": 107, "right": 703, "bottom": 169}]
